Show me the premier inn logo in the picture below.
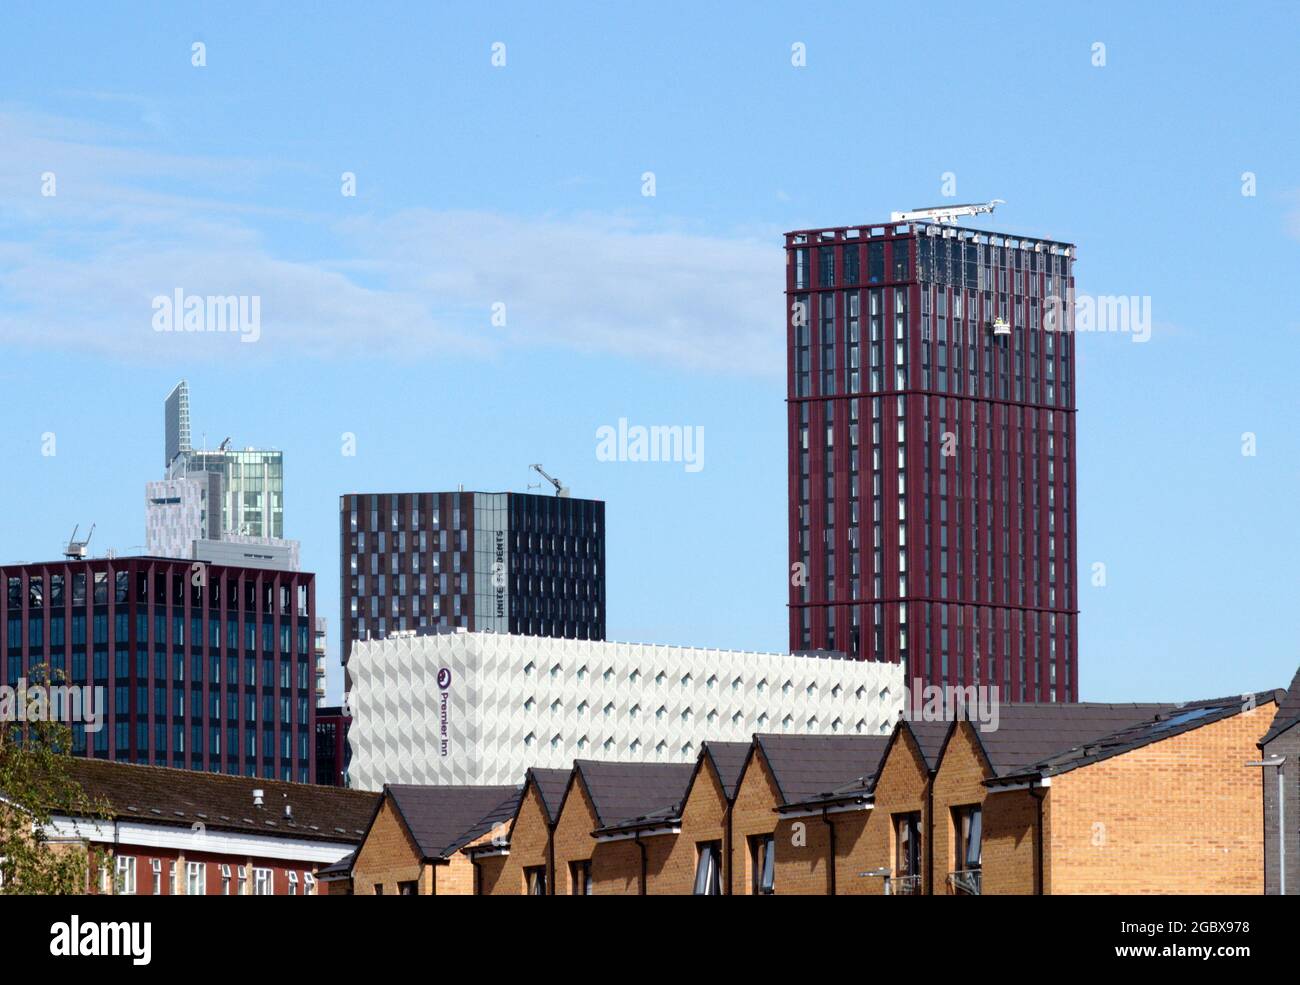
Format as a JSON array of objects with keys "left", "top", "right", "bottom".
[{"left": 49, "top": 916, "right": 151, "bottom": 966}]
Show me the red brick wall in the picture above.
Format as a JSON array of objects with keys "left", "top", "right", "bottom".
[
  {"left": 351, "top": 796, "right": 429, "bottom": 895},
  {"left": 859, "top": 727, "right": 933, "bottom": 895},
  {"left": 730, "top": 750, "right": 781, "bottom": 895},
  {"left": 90, "top": 842, "right": 329, "bottom": 895},
  {"left": 491, "top": 779, "right": 553, "bottom": 895},
  {"left": 648, "top": 760, "right": 728, "bottom": 894},
  {"left": 552, "top": 780, "right": 599, "bottom": 895},
  {"left": 1046, "top": 705, "right": 1271, "bottom": 895}
]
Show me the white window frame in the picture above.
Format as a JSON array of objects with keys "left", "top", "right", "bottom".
[
  {"left": 220, "top": 864, "right": 232, "bottom": 895},
  {"left": 115, "top": 855, "right": 137, "bottom": 895},
  {"left": 150, "top": 858, "right": 162, "bottom": 895},
  {"left": 303, "top": 872, "right": 315, "bottom": 896},
  {"left": 186, "top": 860, "right": 206, "bottom": 896},
  {"left": 253, "top": 867, "right": 273, "bottom": 896},
  {"left": 287, "top": 870, "right": 299, "bottom": 896},
  {"left": 237, "top": 865, "right": 248, "bottom": 896}
]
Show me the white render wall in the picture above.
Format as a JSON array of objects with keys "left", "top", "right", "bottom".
[
  {"left": 145, "top": 478, "right": 204, "bottom": 559},
  {"left": 347, "top": 630, "right": 904, "bottom": 790}
]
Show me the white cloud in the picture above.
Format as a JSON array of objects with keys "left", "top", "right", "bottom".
[{"left": 0, "top": 109, "right": 784, "bottom": 375}]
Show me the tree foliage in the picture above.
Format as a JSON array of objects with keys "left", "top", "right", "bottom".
[{"left": 0, "top": 665, "right": 109, "bottom": 894}]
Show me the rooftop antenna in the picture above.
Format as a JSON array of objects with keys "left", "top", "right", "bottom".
[
  {"left": 65, "top": 523, "right": 95, "bottom": 560},
  {"left": 529, "top": 463, "right": 569, "bottom": 497},
  {"left": 890, "top": 199, "right": 1005, "bottom": 225}
]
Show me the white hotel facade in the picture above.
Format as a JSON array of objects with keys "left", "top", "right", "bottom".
[{"left": 347, "top": 629, "right": 904, "bottom": 789}]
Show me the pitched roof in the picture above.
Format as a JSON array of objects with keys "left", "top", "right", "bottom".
[
  {"left": 701, "top": 741, "right": 751, "bottom": 800},
  {"left": 574, "top": 760, "right": 696, "bottom": 829},
  {"left": 592, "top": 742, "right": 752, "bottom": 837},
  {"left": 1259, "top": 666, "right": 1300, "bottom": 747},
  {"left": 754, "top": 733, "right": 892, "bottom": 806},
  {"left": 384, "top": 785, "right": 521, "bottom": 860},
  {"left": 58, "top": 759, "right": 379, "bottom": 843},
  {"left": 316, "top": 851, "right": 355, "bottom": 879},
  {"left": 526, "top": 767, "right": 574, "bottom": 824},
  {"left": 988, "top": 693, "right": 1280, "bottom": 786},
  {"left": 899, "top": 718, "right": 951, "bottom": 770},
  {"left": 968, "top": 702, "right": 1175, "bottom": 778}
]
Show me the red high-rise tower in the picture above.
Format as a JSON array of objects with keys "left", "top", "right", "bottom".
[{"left": 785, "top": 211, "right": 1077, "bottom": 701}]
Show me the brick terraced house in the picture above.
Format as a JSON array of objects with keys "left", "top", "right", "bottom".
[
  {"left": 347, "top": 784, "right": 519, "bottom": 895},
  {"left": 344, "top": 682, "right": 1286, "bottom": 895},
  {"left": 470, "top": 766, "right": 571, "bottom": 895},
  {"left": 569, "top": 759, "right": 697, "bottom": 895}
]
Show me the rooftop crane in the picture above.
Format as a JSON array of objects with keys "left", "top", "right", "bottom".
[
  {"left": 65, "top": 523, "right": 95, "bottom": 560},
  {"left": 529, "top": 463, "right": 570, "bottom": 498},
  {"left": 889, "top": 199, "right": 1005, "bottom": 225}
]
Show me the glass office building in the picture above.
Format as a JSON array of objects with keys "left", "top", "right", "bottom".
[
  {"left": 1, "top": 556, "right": 316, "bottom": 781},
  {"left": 169, "top": 448, "right": 285, "bottom": 540}
]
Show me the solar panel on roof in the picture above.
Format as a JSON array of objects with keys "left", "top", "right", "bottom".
[{"left": 1150, "top": 707, "right": 1220, "bottom": 732}]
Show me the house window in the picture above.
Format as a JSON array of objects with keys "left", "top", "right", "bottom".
[
  {"left": 569, "top": 860, "right": 592, "bottom": 896},
  {"left": 304, "top": 872, "right": 316, "bottom": 896},
  {"left": 150, "top": 859, "right": 162, "bottom": 895},
  {"left": 115, "top": 855, "right": 137, "bottom": 895},
  {"left": 253, "top": 867, "right": 273, "bottom": 895},
  {"left": 186, "top": 861, "right": 206, "bottom": 895},
  {"left": 169, "top": 861, "right": 177, "bottom": 895},
  {"left": 894, "top": 812, "right": 922, "bottom": 889},
  {"left": 524, "top": 866, "right": 547, "bottom": 895},
  {"left": 956, "top": 806, "right": 982, "bottom": 869},
  {"left": 693, "top": 841, "right": 722, "bottom": 896},
  {"left": 749, "top": 834, "right": 775, "bottom": 895},
  {"left": 397, "top": 880, "right": 417, "bottom": 895},
  {"left": 220, "top": 864, "right": 232, "bottom": 895},
  {"left": 237, "top": 866, "right": 248, "bottom": 895},
  {"left": 288, "top": 871, "right": 300, "bottom": 896},
  {"left": 951, "top": 805, "right": 983, "bottom": 894}
]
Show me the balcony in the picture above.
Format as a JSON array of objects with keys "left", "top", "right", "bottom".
[
  {"left": 885, "top": 875, "right": 922, "bottom": 896},
  {"left": 946, "top": 869, "right": 982, "bottom": 895}
]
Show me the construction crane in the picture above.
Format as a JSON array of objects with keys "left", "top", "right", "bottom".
[
  {"left": 529, "top": 464, "right": 570, "bottom": 498},
  {"left": 890, "top": 199, "right": 1005, "bottom": 225},
  {"left": 64, "top": 523, "right": 95, "bottom": 560}
]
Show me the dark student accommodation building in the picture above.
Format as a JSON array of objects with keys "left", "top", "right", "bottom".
[
  {"left": 785, "top": 218, "right": 1078, "bottom": 700},
  {"left": 339, "top": 490, "right": 605, "bottom": 687}
]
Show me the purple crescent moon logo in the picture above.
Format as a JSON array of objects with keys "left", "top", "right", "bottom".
[{"left": 437, "top": 668, "right": 452, "bottom": 690}]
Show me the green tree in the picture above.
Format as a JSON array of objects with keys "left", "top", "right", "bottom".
[{"left": 0, "top": 666, "right": 108, "bottom": 894}]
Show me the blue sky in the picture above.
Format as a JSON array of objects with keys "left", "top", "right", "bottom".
[{"left": 1, "top": 2, "right": 1297, "bottom": 704}]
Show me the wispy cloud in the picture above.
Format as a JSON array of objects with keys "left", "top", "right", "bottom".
[{"left": 0, "top": 109, "right": 783, "bottom": 374}]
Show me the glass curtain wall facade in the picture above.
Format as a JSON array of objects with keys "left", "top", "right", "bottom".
[
  {"left": 0, "top": 557, "right": 315, "bottom": 781},
  {"left": 173, "top": 449, "right": 285, "bottom": 539},
  {"left": 785, "top": 220, "right": 1078, "bottom": 701}
]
